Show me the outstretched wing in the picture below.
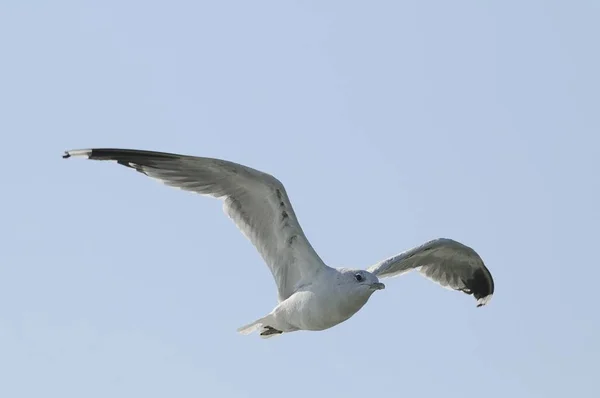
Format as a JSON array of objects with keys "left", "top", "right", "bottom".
[
  {"left": 63, "top": 148, "right": 329, "bottom": 302},
  {"left": 367, "top": 238, "right": 494, "bottom": 307}
]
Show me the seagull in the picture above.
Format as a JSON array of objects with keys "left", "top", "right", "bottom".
[{"left": 63, "top": 148, "right": 494, "bottom": 338}]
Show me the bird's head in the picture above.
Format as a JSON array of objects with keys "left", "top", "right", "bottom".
[{"left": 339, "top": 269, "right": 385, "bottom": 296}]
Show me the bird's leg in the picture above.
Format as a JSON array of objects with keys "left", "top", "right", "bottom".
[{"left": 260, "top": 325, "right": 283, "bottom": 336}]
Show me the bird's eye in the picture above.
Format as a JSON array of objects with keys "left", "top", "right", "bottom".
[{"left": 355, "top": 274, "right": 363, "bottom": 282}]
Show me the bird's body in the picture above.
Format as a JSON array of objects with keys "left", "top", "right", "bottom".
[
  {"left": 240, "top": 267, "right": 384, "bottom": 336},
  {"left": 63, "top": 148, "right": 495, "bottom": 338}
]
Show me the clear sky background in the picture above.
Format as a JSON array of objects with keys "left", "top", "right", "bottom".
[{"left": 1, "top": 1, "right": 599, "bottom": 397}]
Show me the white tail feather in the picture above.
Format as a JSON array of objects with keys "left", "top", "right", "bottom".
[{"left": 237, "top": 319, "right": 264, "bottom": 335}]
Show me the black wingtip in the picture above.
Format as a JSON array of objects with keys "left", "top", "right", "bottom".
[
  {"left": 62, "top": 152, "right": 71, "bottom": 159},
  {"left": 464, "top": 268, "right": 494, "bottom": 306}
]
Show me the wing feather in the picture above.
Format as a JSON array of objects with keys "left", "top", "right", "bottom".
[
  {"left": 367, "top": 238, "right": 494, "bottom": 307},
  {"left": 64, "top": 148, "right": 328, "bottom": 302}
]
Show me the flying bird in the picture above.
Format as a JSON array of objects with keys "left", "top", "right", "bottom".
[{"left": 63, "top": 148, "right": 494, "bottom": 338}]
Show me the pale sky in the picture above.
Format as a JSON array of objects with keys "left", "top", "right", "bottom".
[{"left": 1, "top": 1, "right": 599, "bottom": 397}]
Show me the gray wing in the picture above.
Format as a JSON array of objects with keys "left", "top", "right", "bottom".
[
  {"left": 63, "top": 148, "right": 329, "bottom": 302},
  {"left": 367, "top": 238, "right": 494, "bottom": 307}
]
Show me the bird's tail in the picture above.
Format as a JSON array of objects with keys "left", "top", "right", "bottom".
[{"left": 237, "top": 314, "right": 282, "bottom": 339}]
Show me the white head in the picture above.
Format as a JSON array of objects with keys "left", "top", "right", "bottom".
[
  {"left": 339, "top": 269, "right": 385, "bottom": 297},
  {"left": 324, "top": 268, "right": 386, "bottom": 324}
]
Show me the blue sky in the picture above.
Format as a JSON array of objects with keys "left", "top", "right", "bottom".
[{"left": 1, "top": 1, "right": 599, "bottom": 397}]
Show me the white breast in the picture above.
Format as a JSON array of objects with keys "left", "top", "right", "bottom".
[{"left": 283, "top": 274, "right": 373, "bottom": 331}]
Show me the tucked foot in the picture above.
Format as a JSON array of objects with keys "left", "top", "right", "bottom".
[{"left": 260, "top": 326, "right": 283, "bottom": 337}]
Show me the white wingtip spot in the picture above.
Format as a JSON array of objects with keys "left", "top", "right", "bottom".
[
  {"left": 63, "top": 149, "right": 92, "bottom": 159},
  {"left": 477, "top": 294, "right": 493, "bottom": 307}
]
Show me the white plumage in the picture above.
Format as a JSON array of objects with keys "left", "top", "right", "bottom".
[{"left": 64, "top": 148, "right": 495, "bottom": 338}]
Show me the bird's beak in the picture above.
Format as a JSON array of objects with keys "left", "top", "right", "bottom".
[{"left": 370, "top": 282, "right": 385, "bottom": 290}]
